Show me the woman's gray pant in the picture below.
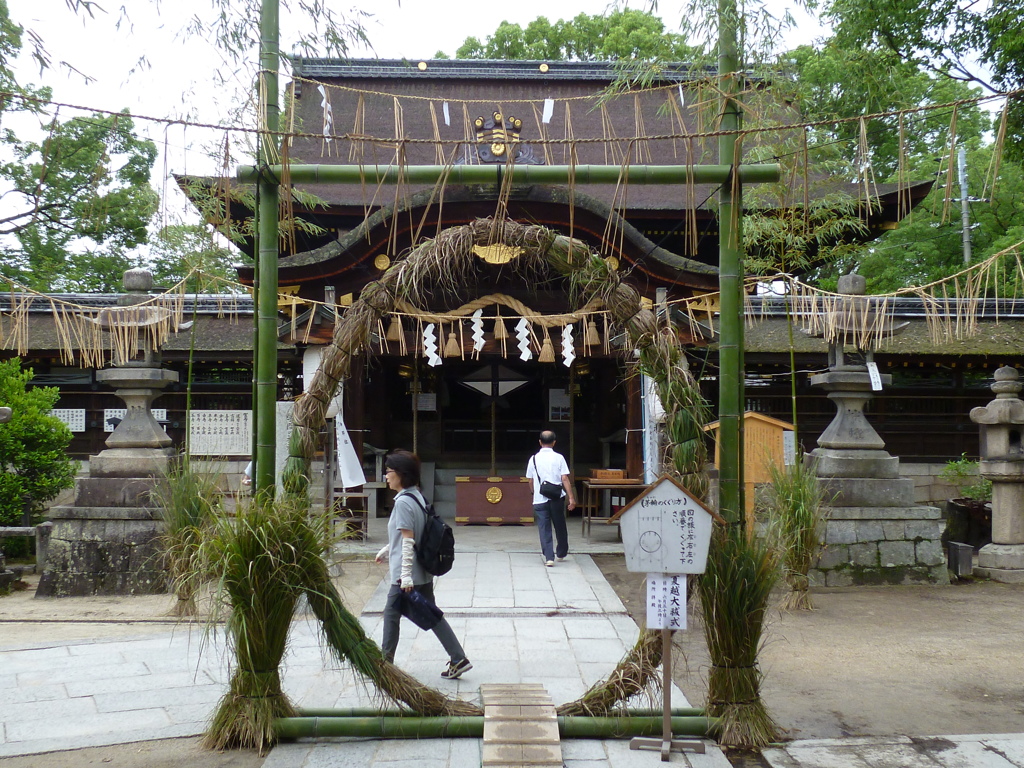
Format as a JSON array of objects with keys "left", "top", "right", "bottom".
[{"left": 381, "top": 581, "right": 466, "bottom": 664}]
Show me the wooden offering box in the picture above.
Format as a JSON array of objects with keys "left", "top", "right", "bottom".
[{"left": 455, "top": 476, "right": 534, "bottom": 525}]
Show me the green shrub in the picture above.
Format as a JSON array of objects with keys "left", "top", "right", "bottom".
[
  {"left": 0, "top": 359, "right": 76, "bottom": 526},
  {"left": 759, "top": 455, "right": 831, "bottom": 610},
  {"left": 940, "top": 454, "right": 992, "bottom": 501}
]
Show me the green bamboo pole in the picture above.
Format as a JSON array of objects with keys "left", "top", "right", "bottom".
[
  {"left": 274, "top": 715, "right": 717, "bottom": 740},
  {"left": 293, "top": 707, "right": 706, "bottom": 718},
  {"left": 236, "top": 163, "right": 780, "bottom": 186},
  {"left": 254, "top": 0, "right": 280, "bottom": 497},
  {"left": 717, "top": 0, "right": 745, "bottom": 527}
]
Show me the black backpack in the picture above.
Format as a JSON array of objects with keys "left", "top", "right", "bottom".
[{"left": 408, "top": 494, "right": 455, "bottom": 576}]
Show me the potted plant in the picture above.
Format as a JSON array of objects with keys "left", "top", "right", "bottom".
[{"left": 940, "top": 454, "right": 992, "bottom": 548}]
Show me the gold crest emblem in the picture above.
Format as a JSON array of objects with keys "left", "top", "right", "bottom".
[{"left": 485, "top": 486, "right": 503, "bottom": 504}]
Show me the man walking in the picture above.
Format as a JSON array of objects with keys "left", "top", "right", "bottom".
[{"left": 526, "top": 430, "right": 576, "bottom": 566}]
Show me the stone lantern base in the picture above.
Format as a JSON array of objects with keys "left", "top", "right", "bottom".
[{"left": 975, "top": 544, "right": 1024, "bottom": 583}]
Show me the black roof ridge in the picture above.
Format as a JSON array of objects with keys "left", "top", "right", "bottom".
[
  {"left": 749, "top": 294, "right": 1024, "bottom": 319},
  {"left": 0, "top": 293, "right": 254, "bottom": 314},
  {"left": 291, "top": 57, "right": 717, "bottom": 82}
]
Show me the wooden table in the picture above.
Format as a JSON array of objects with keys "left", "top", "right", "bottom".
[{"left": 581, "top": 479, "right": 648, "bottom": 538}]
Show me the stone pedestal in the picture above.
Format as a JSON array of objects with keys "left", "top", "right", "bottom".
[
  {"left": 37, "top": 496, "right": 166, "bottom": 597},
  {"left": 809, "top": 364, "right": 947, "bottom": 585}
]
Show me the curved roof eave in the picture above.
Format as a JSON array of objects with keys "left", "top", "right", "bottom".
[{"left": 238, "top": 185, "right": 721, "bottom": 292}]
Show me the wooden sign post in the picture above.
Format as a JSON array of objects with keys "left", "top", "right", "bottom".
[{"left": 618, "top": 475, "right": 721, "bottom": 761}]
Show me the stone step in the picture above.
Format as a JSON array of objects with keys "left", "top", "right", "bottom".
[{"left": 481, "top": 684, "right": 561, "bottom": 768}]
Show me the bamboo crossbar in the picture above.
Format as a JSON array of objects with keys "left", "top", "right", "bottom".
[{"left": 236, "top": 163, "right": 781, "bottom": 186}]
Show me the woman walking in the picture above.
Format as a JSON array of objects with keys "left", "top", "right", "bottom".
[{"left": 375, "top": 449, "right": 472, "bottom": 679}]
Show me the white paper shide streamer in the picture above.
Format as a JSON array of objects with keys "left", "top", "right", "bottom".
[
  {"left": 423, "top": 323, "right": 442, "bottom": 367},
  {"left": 561, "top": 323, "right": 575, "bottom": 367},
  {"left": 318, "top": 84, "right": 334, "bottom": 143},
  {"left": 515, "top": 318, "right": 532, "bottom": 361},
  {"left": 471, "top": 309, "right": 485, "bottom": 353}
]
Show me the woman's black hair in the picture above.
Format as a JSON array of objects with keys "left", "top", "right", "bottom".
[{"left": 385, "top": 449, "right": 420, "bottom": 489}]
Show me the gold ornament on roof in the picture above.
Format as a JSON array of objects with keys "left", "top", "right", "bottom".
[
  {"left": 473, "top": 112, "right": 543, "bottom": 165},
  {"left": 472, "top": 244, "right": 524, "bottom": 264}
]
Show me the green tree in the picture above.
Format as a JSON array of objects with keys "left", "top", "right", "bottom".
[
  {"left": 0, "top": 110, "right": 159, "bottom": 292},
  {"left": 0, "top": 358, "right": 76, "bottom": 526},
  {"left": 813, "top": 145, "right": 1024, "bottom": 292},
  {"left": 820, "top": 0, "right": 1024, "bottom": 149},
  {"left": 451, "top": 9, "right": 696, "bottom": 61},
  {"left": 148, "top": 223, "right": 241, "bottom": 291},
  {"left": 785, "top": 44, "right": 988, "bottom": 180}
]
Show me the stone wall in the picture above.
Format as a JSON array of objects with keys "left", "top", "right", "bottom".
[
  {"left": 900, "top": 462, "right": 963, "bottom": 507},
  {"left": 811, "top": 505, "right": 948, "bottom": 586}
]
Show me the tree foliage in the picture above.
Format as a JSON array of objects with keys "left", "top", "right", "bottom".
[
  {"left": 448, "top": 9, "right": 696, "bottom": 61},
  {"left": 148, "top": 223, "right": 241, "bottom": 291},
  {"left": 0, "top": 358, "right": 76, "bottom": 526},
  {"left": 820, "top": 0, "right": 1024, "bottom": 149},
  {"left": 813, "top": 146, "right": 1024, "bottom": 292},
  {"left": 784, "top": 44, "right": 988, "bottom": 180},
  {"left": 0, "top": 109, "right": 159, "bottom": 292},
  {"left": 0, "top": 3, "right": 161, "bottom": 292}
]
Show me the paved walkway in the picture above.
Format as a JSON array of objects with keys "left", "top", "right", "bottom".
[
  {"left": 0, "top": 521, "right": 727, "bottom": 767},
  {"left": 4, "top": 518, "right": 1024, "bottom": 766}
]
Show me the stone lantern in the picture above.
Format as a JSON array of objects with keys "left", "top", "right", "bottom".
[
  {"left": 971, "top": 366, "right": 1024, "bottom": 582},
  {"left": 90, "top": 268, "right": 179, "bottom": 477},
  {"left": 37, "top": 269, "right": 183, "bottom": 596},
  {"left": 800, "top": 273, "right": 947, "bottom": 585}
]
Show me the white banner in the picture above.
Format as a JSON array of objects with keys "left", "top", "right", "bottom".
[{"left": 335, "top": 418, "right": 366, "bottom": 489}]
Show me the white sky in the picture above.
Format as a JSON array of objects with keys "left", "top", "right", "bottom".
[{"left": 3, "top": 0, "right": 827, "bottom": 230}]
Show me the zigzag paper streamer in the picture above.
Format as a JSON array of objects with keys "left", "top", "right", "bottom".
[
  {"left": 515, "top": 318, "right": 532, "bottom": 361},
  {"left": 318, "top": 85, "right": 334, "bottom": 143},
  {"left": 471, "top": 309, "right": 485, "bottom": 354},
  {"left": 561, "top": 324, "right": 575, "bottom": 368},
  {"left": 423, "top": 323, "right": 441, "bottom": 367}
]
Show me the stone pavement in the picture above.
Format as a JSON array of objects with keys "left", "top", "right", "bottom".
[
  {"left": 0, "top": 521, "right": 728, "bottom": 767},
  {"left": 762, "top": 735, "right": 1024, "bottom": 767},
  {"left": 4, "top": 518, "right": 1024, "bottom": 767}
]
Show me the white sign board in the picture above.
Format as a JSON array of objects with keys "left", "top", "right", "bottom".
[
  {"left": 189, "top": 410, "right": 252, "bottom": 455},
  {"left": 275, "top": 401, "right": 295, "bottom": 494},
  {"left": 619, "top": 475, "right": 717, "bottom": 574},
  {"left": 52, "top": 409, "right": 86, "bottom": 433},
  {"left": 335, "top": 417, "right": 366, "bottom": 488},
  {"left": 783, "top": 430, "right": 796, "bottom": 465},
  {"left": 647, "top": 574, "right": 687, "bottom": 630}
]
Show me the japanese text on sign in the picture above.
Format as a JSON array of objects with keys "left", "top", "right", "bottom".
[{"left": 647, "top": 574, "right": 687, "bottom": 630}]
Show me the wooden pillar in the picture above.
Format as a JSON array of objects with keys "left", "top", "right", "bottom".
[{"left": 346, "top": 355, "right": 366, "bottom": 463}]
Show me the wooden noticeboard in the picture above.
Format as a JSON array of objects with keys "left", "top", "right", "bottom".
[{"left": 454, "top": 476, "right": 534, "bottom": 525}]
